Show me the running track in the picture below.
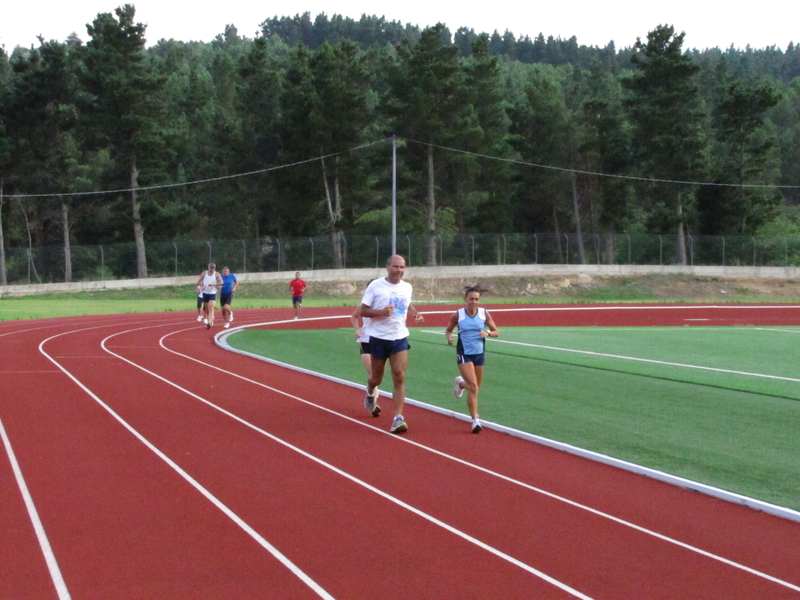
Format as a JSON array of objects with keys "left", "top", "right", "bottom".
[{"left": 2, "top": 304, "right": 799, "bottom": 599}]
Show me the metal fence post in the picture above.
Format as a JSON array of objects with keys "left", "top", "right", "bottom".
[
  {"left": 173, "top": 242, "right": 178, "bottom": 276},
  {"left": 627, "top": 234, "right": 631, "bottom": 265},
  {"left": 99, "top": 245, "right": 105, "bottom": 280},
  {"left": 471, "top": 234, "right": 475, "bottom": 265},
  {"left": 309, "top": 238, "right": 314, "bottom": 271},
  {"left": 595, "top": 234, "right": 600, "bottom": 264},
  {"left": 241, "top": 240, "right": 246, "bottom": 273}
]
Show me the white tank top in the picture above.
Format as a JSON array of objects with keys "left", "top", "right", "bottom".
[{"left": 201, "top": 272, "right": 218, "bottom": 294}]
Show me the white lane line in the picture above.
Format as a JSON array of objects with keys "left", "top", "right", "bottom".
[
  {"left": 220, "top": 331, "right": 800, "bottom": 524},
  {"left": 488, "top": 304, "right": 800, "bottom": 312},
  {"left": 176, "top": 324, "right": 800, "bottom": 593},
  {"left": 0, "top": 314, "right": 188, "bottom": 339},
  {"left": 97, "top": 324, "right": 596, "bottom": 599},
  {"left": 416, "top": 304, "right": 800, "bottom": 315},
  {"left": 37, "top": 329, "right": 335, "bottom": 600},
  {"left": 418, "top": 329, "right": 800, "bottom": 384},
  {"left": 1, "top": 417, "right": 72, "bottom": 600}
]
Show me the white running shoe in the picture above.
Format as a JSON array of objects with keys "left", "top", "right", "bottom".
[
  {"left": 471, "top": 417, "right": 482, "bottom": 434},
  {"left": 223, "top": 322, "right": 230, "bottom": 329},
  {"left": 364, "top": 390, "right": 381, "bottom": 417},
  {"left": 203, "top": 318, "right": 208, "bottom": 324},
  {"left": 390, "top": 415, "right": 408, "bottom": 434},
  {"left": 454, "top": 376, "right": 465, "bottom": 398},
  {"left": 229, "top": 312, "right": 234, "bottom": 322},
  {"left": 197, "top": 315, "right": 203, "bottom": 322}
]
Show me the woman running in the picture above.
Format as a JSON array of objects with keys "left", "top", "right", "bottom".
[{"left": 445, "top": 286, "right": 499, "bottom": 433}]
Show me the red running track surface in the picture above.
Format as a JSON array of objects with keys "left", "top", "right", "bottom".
[{"left": 1, "top": 304, "right": 799, "bottom": 599}]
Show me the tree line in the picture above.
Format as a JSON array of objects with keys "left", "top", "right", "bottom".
[{"left": 1, "top": 5, "right": 799, "bottom": 282}]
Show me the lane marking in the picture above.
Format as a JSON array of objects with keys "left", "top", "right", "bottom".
[
  {"left": 99, "top": 325, "right": 596, "bottom": 599},
  {"left": 149, "top": 322, "right": 800, "bottom": 593},
  {"left": 1, "top": 417, "right": 71, "bottom": 600},
  {"left": 218, "top": 316, "right": 800, "bottom": 523},
  {"left": 37, "top": 328, "right": 335, "bottom": 600},
  {"left": 14, "top": 309, "right": 800, "bottom": 597}
]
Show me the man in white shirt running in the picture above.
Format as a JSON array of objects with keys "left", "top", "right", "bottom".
[{"left": 359, "top": 255, "right": 424, "bottom": 434}]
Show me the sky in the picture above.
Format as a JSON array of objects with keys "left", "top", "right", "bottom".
[{"left": 1, "top": 0, "right": 796, "bottom": 53}]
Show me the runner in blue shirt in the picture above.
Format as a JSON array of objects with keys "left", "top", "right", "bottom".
[
  {"left": 445, "top": 286, "right": 499, "bottom": 433},
  {"left": 220, "top": 266, "right": 239, "bottom": 329}
]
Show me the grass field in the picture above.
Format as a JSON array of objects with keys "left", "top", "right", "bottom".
[
  {"left": 0, "top": 288, "right": 351, "bottom": 321},
  {"left": 228, "top": 325, "right": 800, "bottom": 512},
  {"left": 6, "top": 272, "right": 800, "bottom": 321}
]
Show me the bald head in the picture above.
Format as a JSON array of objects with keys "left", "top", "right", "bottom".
[{"left": 385, "top": 255, "right": 406, "bottom": 283}]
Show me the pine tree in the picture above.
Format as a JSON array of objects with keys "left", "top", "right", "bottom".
[
  {"left": 83, "top": 4, "right": 166, "bottom": 278},
  {"left": 625, "top": 25, "right": 708, "bottom": 264}
]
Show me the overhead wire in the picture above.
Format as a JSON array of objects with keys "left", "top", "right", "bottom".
[{"left": 5, "top": 134, "right": 800, "bottom": 200}]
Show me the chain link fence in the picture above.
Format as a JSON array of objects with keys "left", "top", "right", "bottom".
[{"left": 5, "top": 233, "right": 800, "bottom": 284}]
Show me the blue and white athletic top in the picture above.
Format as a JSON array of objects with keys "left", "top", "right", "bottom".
[{"left": 455, "top": 307, "right": 487, "bottom": 356}]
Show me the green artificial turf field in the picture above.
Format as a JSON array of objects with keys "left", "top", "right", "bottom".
[{"left": 227, "top": 325, "right": 800, "bottom": 512}]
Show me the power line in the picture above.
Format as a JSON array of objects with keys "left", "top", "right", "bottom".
[
  {"left": 3, "top": 139, "right": 390, "bottom": 200},
  {"left": 5, "top": 135, "right": 800, "bottom": 200},
  {"left": 406, "top": 138, "right": 800, "bottom": 189}
]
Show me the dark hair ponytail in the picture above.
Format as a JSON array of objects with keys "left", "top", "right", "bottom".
[{"left": 464, "top": 285, "right": 484, "bottom": 298}]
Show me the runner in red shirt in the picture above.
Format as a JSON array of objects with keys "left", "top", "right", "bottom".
[{"left": 289, "top": 272, "right": 307, "bottom": 319}]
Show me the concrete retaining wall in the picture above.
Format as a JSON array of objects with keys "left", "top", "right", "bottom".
[{"left": 3, "top": 263, "right": 800, "bottom": 297}]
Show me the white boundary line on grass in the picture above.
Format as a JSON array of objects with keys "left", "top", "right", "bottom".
[
  {"left": 215, "top": 313, "right": 800, "bottom": 525},
  {"left": 482, "top": 304, "right": 800, "bottom": 312},
  {"left": 419, "top": 329, "right": 800, "bottom": 383}
]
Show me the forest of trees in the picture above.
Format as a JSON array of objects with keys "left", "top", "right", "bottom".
[{"left": 1, "top": 6, "right": 800, "bottom": 282}]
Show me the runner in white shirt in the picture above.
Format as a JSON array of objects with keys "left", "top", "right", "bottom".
[
  {"left": 359, "top": 255, "right": 424, "bottom": 434},
  {"left": 196, "top": 263, "right": 223, "bottom": 329},
  {"left": 351, "top": 280, "right": 377, "bottom": 387}
]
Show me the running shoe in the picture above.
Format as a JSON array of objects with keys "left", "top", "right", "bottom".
[
  {"left": 197, "top": 315, "right": 203, "bottom": 322},
  {"left": 364, "top": 392, "right": 381, "bottom": 417},
  {"left": 229, "top": 312, "right": 234, "bottom": 322},
  {"left": 390, "top": 415, "right": 408, "bottom": 434},
  {"left": 471, "top": 417, "right": 482, "bottom": 434},
  {"left": 223, "top": 322, "right": 230, "bottom": 329},
  {"left": 454, "top": 376, "right": 465, "bottom": 398},
  {"left": 206, "top": 322, "right": 211, "bottom": 329}
]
